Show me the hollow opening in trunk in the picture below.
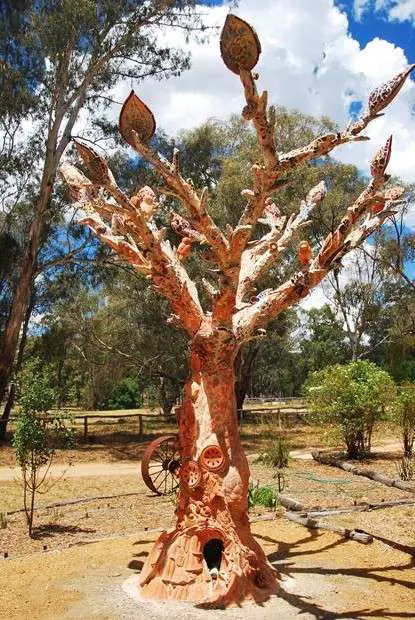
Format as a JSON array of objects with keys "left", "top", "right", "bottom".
[{"left": 203, "top": 538, "right": 224, "bottom": 571}]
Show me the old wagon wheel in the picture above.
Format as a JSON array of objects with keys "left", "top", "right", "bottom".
[{"left": 141, "top": 435, "right": 181, "bottom": 495}]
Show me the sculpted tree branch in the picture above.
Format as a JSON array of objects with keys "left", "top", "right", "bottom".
[{"left": 60, "top": 13, "right": 412, "bottom": 608}]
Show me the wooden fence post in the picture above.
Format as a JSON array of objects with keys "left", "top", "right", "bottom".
[
  {"left": 139, "top": 415, "right": 143, "bottom": 439},
  {"left": 83, "top": 416, "right": 88, "bottom": 441}
]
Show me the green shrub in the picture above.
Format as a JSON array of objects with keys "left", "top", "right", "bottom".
[
  {"left": 258, "top": 436, "right": 290, "bottom": 469},
  {"left": 306, "top": 360, "right": 396, "bottom": 459},
  {"left": 248, "top": 481, "right": 278, "bottom": 510},
  {"left": 105, "top": 377, "right": 142, "bottom": 410},
  {"left": 13, "top": 359, "right": 75, "bottom": 537}
]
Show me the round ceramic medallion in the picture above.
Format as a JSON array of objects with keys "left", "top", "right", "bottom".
[
  {"left": 200, "top": 445, "right": 225, "bottom": 472},
  {"left": 180, "top": 460, "right": 202, "bottom": 488}
]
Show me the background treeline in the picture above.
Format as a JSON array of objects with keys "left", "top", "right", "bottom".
[{"left": 0, "top": 2, "right": 414, "bottom": 434}]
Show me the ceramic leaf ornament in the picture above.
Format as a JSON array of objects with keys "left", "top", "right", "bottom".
[
  {"left": 370, "top": 135, "right": 392, "bottom": 178},
  {"left": 368, "top": 65, "right": 415, "bottom": 115},
  {"left": 73, "top": 140, "right": 114, "bottom": 187},
  {"left": 220, "top": 14, "right": 261, "bottom": 74},
  {"left": 119, "top": 90, "right": 156, "bottom": 146}
]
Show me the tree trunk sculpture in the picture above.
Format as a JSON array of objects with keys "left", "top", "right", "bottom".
[{"left": 61, "top": 14, "right": 413, "bottom": 607}]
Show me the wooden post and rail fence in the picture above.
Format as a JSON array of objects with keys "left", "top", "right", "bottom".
[{"left": 8, "top": 399, "right": 308, "bottom": 441}]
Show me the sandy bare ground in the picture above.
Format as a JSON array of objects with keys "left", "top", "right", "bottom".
[
  {"left": 0, "top": 461, "right": 140, "bottom": 481},
  {"left": 1, "top": 519, "right": 414, "bottom": 620},
  {"left": 0, "top": 439, "right": 405, "bottom": 480}
]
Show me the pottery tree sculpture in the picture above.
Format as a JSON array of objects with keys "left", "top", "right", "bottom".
[{"left": 61, "top": 14, "right": 412, "bottom": 607}]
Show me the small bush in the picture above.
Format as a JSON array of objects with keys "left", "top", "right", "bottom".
[
  {"left": 248, "top": 481, "right": 278, "bottom": 510},
  {"left": 105, "top": 377, "right": 142, "bottom": 410},
  {"left": 306, "top": 360, "right": 396, "bottom": 459},
  {"left": 258, "top": 436, "right": 290, "bottom": 469},
  {"left": 13, "top": 359, "right": 75, "bottom": 537}
]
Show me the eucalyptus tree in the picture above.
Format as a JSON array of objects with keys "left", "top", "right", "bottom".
[{"left": 0, "top": 0, "right": 205, "bottom": 438}]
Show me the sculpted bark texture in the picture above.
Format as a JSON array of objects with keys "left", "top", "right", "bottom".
[
  {"left": 139, "top": 326, "right": 276, "bottom": 603},
  {"left": 61, "top": 13, "right": 411, "bottom": 607}
]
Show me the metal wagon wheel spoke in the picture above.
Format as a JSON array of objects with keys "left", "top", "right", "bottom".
[{"left": 141, "top": 434, "right": 181, "bottom": 495}]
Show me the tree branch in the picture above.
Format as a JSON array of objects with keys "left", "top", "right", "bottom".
[
  {"left": 130, "top": 133, "right": 230, "bottom": 268},
  {"left": 234, "top": 174, "right": 401, "bottom": 340}
]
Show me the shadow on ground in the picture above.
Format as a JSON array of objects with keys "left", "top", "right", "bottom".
[{"left": 32, "top": 523, "right": 96, "bottom": 539}]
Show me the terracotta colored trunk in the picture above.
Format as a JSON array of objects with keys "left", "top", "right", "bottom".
[{"left": 139, "top": 326, "right": 276, "bottom": 605}]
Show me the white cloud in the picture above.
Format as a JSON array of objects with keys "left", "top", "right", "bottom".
[
  {"left": 105, "top": 0, "right": 415, "bottom": 195},
  {"left": 353, "top": 0, "right": 370, "bottom": 20},
  {"left": 354, "top": 0, "right": 415, "bottom": 23},
  {"left": 387, "top": 0, "right": 415, "bottom": 22},
  {"left": 104, "top": 1, "right": 415, "bottom": 222}
]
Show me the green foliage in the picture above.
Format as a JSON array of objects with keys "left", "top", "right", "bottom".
[
  {"left": 105, "top": 377, "right": 143, "bottom": 410},
  {"left": 300, "top": 305, "right": 348, "bottom": 374},
  {"left": 248, "top": 481, "right": 279, "bottom": 510},
  {"left": 258, "top": 436, "right": 290, "bottom": 469},
  {"left": 12, "top": 358, "right": 74, "bottom": 536},
  {"left": 306, "top": 360, "right": 396, "bottom": 458},
  {"left": 391, "top": 382, "right": 415, "bottom": 457}
]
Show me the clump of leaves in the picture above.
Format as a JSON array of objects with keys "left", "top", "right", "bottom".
[
  {"left": 105, "top": 377, "right": 143, "bottom": 410},
  {"left": 396, "top": 457, "right": 414, "bottom": 481},
  {"left": 306, "top": 360, "right": 396, "bottom": 459},
  {"left": 13, "top": 358, "right": 75, "bottom": 537},
  {"left": 248, "top": 480, "right": 279, "bottom": 510}
]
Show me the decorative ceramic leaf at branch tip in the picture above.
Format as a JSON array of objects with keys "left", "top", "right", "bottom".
[
  {"left": 73, "top": 139, "right": 114, "bottom": 187},
  {"left": 368, "top": 64, "right": 415, "bottom": 115},
  {"left": 119, "top": 90, "right": 156, "bottom": 147},
  {"left": 370, "top": 135, "right": 392, "bottom": 178},
  {"left": 220, "top": 14, "right": 261, "bottom": 75}
]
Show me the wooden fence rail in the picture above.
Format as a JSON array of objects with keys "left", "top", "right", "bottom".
[{"left": 9, "top": 404, "right": 309, "bottom": 441}]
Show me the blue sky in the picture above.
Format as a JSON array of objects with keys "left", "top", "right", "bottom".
[
  {"left": 335, "top": 1, "right": 415, "bottom": 57},
  {"left": 202, "top": 0, "right": 415, "bottom": 62},
  {"left": 86, "top": 0, "right": 415, "bottom": 290}
]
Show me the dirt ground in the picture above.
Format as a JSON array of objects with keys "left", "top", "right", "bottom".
[
  {"left": 1, "top": 421, "right": 414, "bottom": 556},
  {"left": 1, "top": 420, "right": 414, "bottom": 618},
  {"left": 1, "top": 519, "right": 414, "bottom": 620}
]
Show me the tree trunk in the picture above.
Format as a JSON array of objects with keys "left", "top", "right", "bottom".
[
  {"left": 235, "top": 342, "right": 260, "bottom": 412},
  {"left": 139, "top": 330, "right": 276, "bottom": 605},
  {"left": 312, "top": 451, "right": 415, "bottom": 492},
  {"left": 0, "top": 289, "right": 34, "bottom": 441},
  {"left": 0, "top": 171, "right": 53, "bottom": 436}
]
